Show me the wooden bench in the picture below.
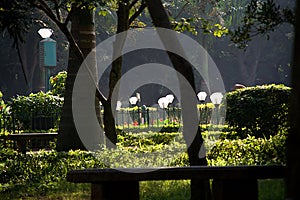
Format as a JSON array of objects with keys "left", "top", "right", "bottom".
[
  {"left": 67, "top": 165, "right": 286, "bottom": 200},
  {"left": 7, "top": 133, "right": 58, "bottom": 154}
]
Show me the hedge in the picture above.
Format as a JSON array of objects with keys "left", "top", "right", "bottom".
[
  {"left": 8, "top": 92, "right": 63, "bottom": 130},
  {"left": 225, "top": 84, "right": 291, "bottom": 138},
  {"left": 207, "top": 132, "right": 287, "bottom": 166}
]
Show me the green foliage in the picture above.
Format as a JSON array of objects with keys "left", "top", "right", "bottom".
[
  {"left": 0, "top": 91, "right": 9, "bottom": 132},
  {"left": 198, "top": 103, "right": 214, "bottom": 124},
  {"left": 258, "top": 179, "right": 285, "bottom": 200},
  {"left": 0, "top": 0, "right": 34, "bottom": 45},
  {"left": 0, "top": 149, "right": 105, "bottom": 197},
  {"left": 101, "top": 131, "right": 189, "bottom": 168},
  {"left": 230, "top": 0, "right": 295, "bottom": 48},
  {"left": 50, "top": 71, "right": 67, "bottom": 97},
  {"left": 171, "top": 17, "right": 198, "bottom": 35},
  {"left": 8, "top": 92, "right": 63, "bottom": 130},
  {"left": 200, "top": 18, "right": 229, "bottom": 37},
  {"left": 208, "top": 132, "right": 287, "bottom": 166},
  {"left": 0, "top": 125, "right": 287, "bottom": 198},
  {"left": 117, "top": 131, "right": 180, "bottom": 148},
  {"left": 226, "top": 84, "right": 291, "bottom": 138},
  {"left": 95, "top": 143, "right": 187, "bottom": 168},
  {"left": 119, "top": 124, "right": 181, "bottom": 133},
  {"left": 140, "top": 180, "right": 190, "bottom": 200}
]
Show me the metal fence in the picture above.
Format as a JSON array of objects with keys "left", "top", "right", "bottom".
[
  {"left": 1, "top": 106, "right": 218, "bottom": 133},
  {"left": 113, "top": 107, "right": 182, "bottom": 129},
  {"left": 0, "top": 110, "right": 59, "bottom": 133},
  {"left": 104, "top": 106, "right": 216, "bottom": 130}
]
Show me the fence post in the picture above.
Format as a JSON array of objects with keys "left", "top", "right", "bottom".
[
  {"left": 12, "top": 110, "right": 16, "bottom": 134},
  {"left": 137, "top": 107, "right": 141, "bottom": 126},
  {"left": 147, "top": 109, "right": 150, "bottom": 127}
]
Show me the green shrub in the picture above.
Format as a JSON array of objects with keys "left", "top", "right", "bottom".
[
  {"left": 50, "top": 71, "right": 67, "bottom": 97},
  {"left": 8, "top": 92, "right": 63, "bottom": 130},
  {"left": 117, "top": 131, "right": 180, "bottom": 147},
  {"left": 0, "top": 92, "right": 11, "bottom": 133},
  {"left": 0, "top": 149, "right": 105, "bottom": 196},
  {"left": 198, "top": 103, "right": 214, "bottom": 124},
  {"left": 207, "top": 132, "right": 287, "bottom": 166},
  {"left": 118, "top": 124, "right": 181, "bottom": 133},
  {"left": 0, "top": 127, "right": 287, "bottom": 198},
  {"left": 226, "top": 84, "right": 291, "bottom": 138}
]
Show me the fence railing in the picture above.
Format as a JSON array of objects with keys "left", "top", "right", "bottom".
[
  {"left": 103, "top": 105, "right": 217, "bottom": 131},
  {"left": 1, "top": 105, "right": 219, "bottom": 133},
  {"left": 0, "top": 110, "right": 59, "bottom": 133}
]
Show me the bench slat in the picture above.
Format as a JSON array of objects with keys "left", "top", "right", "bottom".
[{"left": 67, "top": 165, "right": 286, "bottom": 183}]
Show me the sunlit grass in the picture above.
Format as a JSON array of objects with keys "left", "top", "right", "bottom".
[
  {"left": 259, "top": 179, "right": 285, "bottom": 200},
  {"left": 140, "top": 180, "right": 190, "bottom": 200},
  {"left": 0, "top": 182, "right": 90, "bottom": 200},
  {"left": 0, "top": 179, "right": 285, "bottom": 200}
]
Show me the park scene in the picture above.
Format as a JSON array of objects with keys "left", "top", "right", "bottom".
[{"left": 0, "top": 0, "right": 299, "bottom": 200}]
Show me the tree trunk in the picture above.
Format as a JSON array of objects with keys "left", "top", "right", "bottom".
[
  {"left": 104, "top": 0, "right": 129, "bottom": 148},
  {"left": 145, "top": 0, "right": 211, "bottom": 199},
  {"left": 56, "top": 6, "right": 96, "bottom": 151},
  {"left": 286, "top": 0, "right": 300, "bottom": 198}
]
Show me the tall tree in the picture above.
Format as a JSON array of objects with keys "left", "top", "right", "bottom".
[
  {"left": 145, "top": 1, "right": 211, "bottom": 199},
  {"left": 102, "top": 0, "right": 146, "bottom": 148},
  {"left": 0, "top": 0, "right": 147, "bottom": 150},
  {"left": 56, "top": 4, "right": 97, "bottom": 150}
]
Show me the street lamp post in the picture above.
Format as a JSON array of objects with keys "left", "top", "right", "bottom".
[
  {"left": 129, "top": 93, "right": 142, "bottom": 126},
  {"left": 165, "top": 94, "right": 174, "bottom": 123},
  {"left": 116, "top": 100, "right": 122, "bottom": 127},
  {"left": 136, "top": 93, "right": 141, "bottom": 125},
  {"left": 129, "top": 96, "right": 138, "bottom": 125},
  {"left": 38, "top": 28, "right": 57, "bottom": 92},
  {"left": 158, "top": 97, "right": 169, "bottom": 123},
  {"left": 210, "top": 92, "right": 223, "bottom": 124},
  {"left": 197, "top": 91, "right": 207, "bottom": 125}
]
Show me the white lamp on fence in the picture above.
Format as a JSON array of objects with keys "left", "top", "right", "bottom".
[
  {"left": 165, "top": 94, "right": 174, "bottom": 104},
  {"left": 116, "top": 101, "right": 122, "bottom": 111},
  {"left": 210, "top": 92, "right": 223, "bottom": 106},
  {"left": 158, "top": 97, "right": 169, "bottom": 109},
  {"left": 197, "top": 91, "right": 207, "bottom": 103},
  {"left": 165, "top": 94, "right": 175, "bottom": 123},
  {"left": 129, "top": 96, "right": 138, "bottom": 106},
  {"left": 210, "top": 92, "right": 223, "bottom": 124},
  {"left": 158, "top": 97, "right": 170, "bottom": 121}
]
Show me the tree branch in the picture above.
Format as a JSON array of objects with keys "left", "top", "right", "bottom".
[
  {"left": 31, "top": 0, "right": 61, "bottom": 26},
  {"left": 54, "top": 0, "right": 62, "bottom": 22},
  {"left": 129, "top": 0, "right": 139, "bottom": 9},
  {"left": 129, "top": 2, "right": 146, "bottom": 25},
  {"left": 64, "top": 9, "right": 73, "bottom": 26},
  {"left": 16, "top": 38, "right": 28, "bottom": 85},
  {"left": 173, "top": 2, "right": 189, "bottom": 20}
]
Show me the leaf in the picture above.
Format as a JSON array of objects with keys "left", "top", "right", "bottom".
[{"left": 98, "top": 9, "right": 108, "bottom": 16}]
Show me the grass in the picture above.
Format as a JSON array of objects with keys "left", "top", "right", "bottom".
[
  {"left": 0, "top": 128, "right": 286, "bottom": 199},
  {"left": 0, "top": 179, "right": 285, "bottom": 200},
  {"left": 0, "top": 182, "right": 90, "bottom": 200},
  {"left": 140, "top": 180, "right": 190, "bottom": 200},
  {"left": 259, "top": 179, "right": 285, "bottom": 200},
  {"left": 140, "top": 179, "right": 285, "bottom": 200}
]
